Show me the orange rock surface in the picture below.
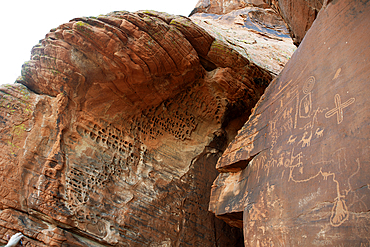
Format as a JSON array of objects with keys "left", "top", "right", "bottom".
[
  {"left": 190, "top": 0, "right": 324, "bottom": 46},
  {"left": 209, "top": 0, "right": 370, "bottom": 245},
  {"left": 190, "top": 7, "right": 296, "bottom": 76},
  {"left": 0, "top": 10, "right": 275, "bottom": 246}
]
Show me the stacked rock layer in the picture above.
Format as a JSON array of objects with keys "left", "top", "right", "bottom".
[
  {"left": 0, "top": 10, "right": 277, "bottom": 246},
  {"left": 190, "top": 0, "right": 324, "bottom": 46}
]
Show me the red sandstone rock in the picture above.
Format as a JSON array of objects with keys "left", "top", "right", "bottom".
[
  {"left": 191, "top": 0, "right": 269, "bottom": 15},
  {"left": 190, "top": 0, "right": 324, "bottom": 46},
  {"left": 190, "top": 7, "right": 296, "bottom": 75},
  {"left": 0, "top": 10, "right": 273, "bottom": 246},
  {"left": 209, "top": 0, "right": 370, "bottom": 245},
  {"left": 270, "top": 0, "right": 323, "bottom": 46}
]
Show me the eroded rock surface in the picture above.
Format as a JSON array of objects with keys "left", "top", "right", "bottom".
[
  {"left": 190, "top": 7, "right": 296, "bottom": 75},
  {"left": 209, "top": 0, "right": 370, "bottom": 245},
  {"left": 0, "top": 10, "right": 274, "bottom": 246},
  {"left": 191, "top": 0, "right": 324, "bottom": 46},
  {"left": 270, "top": 0, "right": 323, "bottom": 46}
]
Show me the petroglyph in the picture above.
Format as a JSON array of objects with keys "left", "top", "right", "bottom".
[
  {"left": 325, "top": 94, "right": 355, "bottom": 124},
  {"left": 287, "top": 135, "right": 297, "bottom": 145},
  {"left": 315, "top": 128, "right": 324, "bottom": 138},
  {"left": 260, "top": 75, "right": 358, "bottom": 227},
  {"left": 303, "top": 76, "right": 315, "bottom": 94},
  {"left": 287, "top": 148, "right": 361, "bottom": 227},
  {"left": 331, "top": 196, "right": 349, "bottom": 227},
  {"left": 298, "top": 130, "right": 312, "bottom": 147},
  {"left": 299, "top": 94, "right": 312, "bottom": 118},
  {"left": 333, "top": 68, "right": 342, "bottom": 80},
  {"left": 269, "top": 88, "right": 300, "bottom": 154},
  {"left": 290, "top": 166, "right": 350, "bottom": 227},
  {"left": 299, "top": 76, "right": 315, "bottom": 118}
]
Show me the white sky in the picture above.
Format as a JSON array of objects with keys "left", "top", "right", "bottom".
[{"left": 0, "top": 0, "right": 199, "bottom": 86}]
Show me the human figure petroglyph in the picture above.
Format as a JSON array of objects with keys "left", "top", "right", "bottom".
[
  {"left": 299, "top": 76, "right": 315, "bottom": 118},
  {"left": 268, "top": 90, "right": 300, "bottom": 154},
  {"left": 299, "top": 94, "right": 312, "bottom": 118},
  {"left": 325, "top": 94, "right": 355, "bottom": 124},
  {"left": 269, "top": 76, "right": 318, "bottom": 154},
  {"left": 264, "top": 75, "right": 360, "bottom": 227}
]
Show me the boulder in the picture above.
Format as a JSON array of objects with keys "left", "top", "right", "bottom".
[
  {"left": 190, "top": 0, "right": 324, "bottom": 46},
  {"left": 0, "top": 10, "right": 275, "bottom": 246},
  {"left": 190, "top": 7, "right": 296, "bottom": 76}
]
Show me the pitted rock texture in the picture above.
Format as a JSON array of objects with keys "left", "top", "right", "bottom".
[
  {"left": 0, "top": 10, "right": 274, "bottom": 246},
  {"left": 191, "top": 0, "right": 324, "bottom": 46},
  {"left": 209, "top": 0, "right": 370, "bottom": 245}
]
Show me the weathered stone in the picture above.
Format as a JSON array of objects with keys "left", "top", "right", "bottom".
[
  {"left": 190, "top": 0, "right": 269, "bottom": 15},
  {"left": 270, "top": 0, "right": 324, "bottom": 46},
  {"left": 190, "top": 7, "right": 296, "bottom": 75},
  {"left": 0, "top": 10, "right": 274, "bottom": 246},
  {"left": 209, "top": 0, "right": 370, "bottom": 245},
  {"left": 190, "top": 0, "right": 324, "bottom": 46}
]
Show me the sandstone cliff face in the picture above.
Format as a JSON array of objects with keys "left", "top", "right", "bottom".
[
  {"left": 270, "top": 0, "right": 323, "bottom": 46},
  {"left": 190, "top": 7, "right": 295, "bottom": 76},
  {"left": 209, "top": 0, "right": 370, "bottom": 245},
  {"left": 0, "top": 10, "right": 275, "bottom": 246},
  {"left": 191, "top": 0, "right": 324, "bottom": 46}
]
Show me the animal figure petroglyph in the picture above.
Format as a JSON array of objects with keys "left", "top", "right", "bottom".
[
  {"left": 265, "top": 75, "right": 359, "bottom": 228},
  {"left": 298, "top": 131, "right": 312, "bottom": 147},
  {"left": 315, "top": 128, "right": 324, "bottom": 138},
  {"left": 287, "top": 135, "right": 297, "bottom": 144}
]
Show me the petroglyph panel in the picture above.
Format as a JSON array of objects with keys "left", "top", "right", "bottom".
[
  {"left": 251, "top": 73, "right": 359, "bottom": 228},
  {"left": 211, "top": 1, "right": 370, "bottom": 244}
]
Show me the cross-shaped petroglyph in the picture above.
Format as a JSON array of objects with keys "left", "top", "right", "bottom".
[{"left": 325, "top": 94, "right": 355, "bottom": 124}]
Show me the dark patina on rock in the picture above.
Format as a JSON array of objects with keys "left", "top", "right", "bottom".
[{"left": 210, "top": 0, "right": 370, "bottom": 245}]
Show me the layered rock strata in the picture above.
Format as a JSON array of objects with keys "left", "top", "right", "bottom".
[
  {"left": 209, "top": 0, "right": 370, "bottom": 245},
  {"left": 0, "top": 10, "right": 276, "bottom": 246},
  {"left": 190, "top": 7, "right": 296, "bottom": 76},
  {"left": 191, "top": 0, "right": 324, "bottom": 46}
]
